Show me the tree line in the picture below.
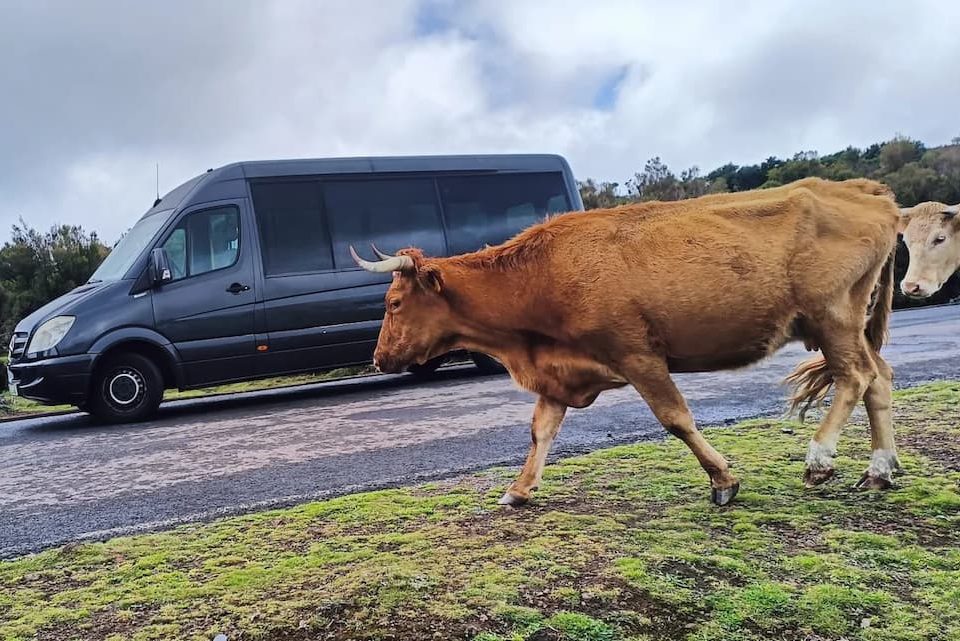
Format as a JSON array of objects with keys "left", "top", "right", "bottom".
[
  {"left": 578, "top": 135, "right": 960, "bottom": 308},
  {"left": 0, "top": 221, "right": 109, "bottom": 351},
  {"left": 1, "top": 135, "right": 958, "bottom": 354}
]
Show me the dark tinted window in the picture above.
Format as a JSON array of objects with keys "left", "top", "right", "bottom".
[
  {"left": 324, "top": 178, "right": 444, "bottom": 269},
  {"left": 161, "top": 206, "right": 240, "bottom": 281},
  {"left": 438, "top": 172, "right": 570, "bottom": 254},
  {"left": 250, "top": 181, "right": 333, "bottom": 276}
]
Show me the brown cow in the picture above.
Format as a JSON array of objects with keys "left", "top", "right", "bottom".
[
  {"left": 352, "top": 177, "right": 901, "bottom": 506},
  {"left": 898, "top": 201, "right": 960, "bottom": 298}
]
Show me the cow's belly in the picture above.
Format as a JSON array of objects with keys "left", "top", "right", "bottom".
[
  {"left": 666, "top": 350, "right": 776, "bottom": 373},
  {"left": 656, "top": 303, "right": 797, "bottom": 367}
]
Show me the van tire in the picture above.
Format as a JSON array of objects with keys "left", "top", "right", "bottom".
[
  {"left": 89, "top": 353, "right": 164, "bottom": 424},
  {"left": 471, "top": 352, "right": 506, "bottom": 374},
  {"left": 407, "top": 354, "right": 448, "bottom": 379}
]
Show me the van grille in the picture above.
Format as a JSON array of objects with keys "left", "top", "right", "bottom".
[{"left": 8, "top": 332, "right": 27, "bottom": 361}]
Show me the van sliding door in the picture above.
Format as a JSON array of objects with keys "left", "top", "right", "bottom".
[{"left": 250, "top": 177, "right": 446, "bottom": 375}]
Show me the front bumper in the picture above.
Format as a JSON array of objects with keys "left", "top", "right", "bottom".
[{"left": 8, "top": 354, "right": 95, "bottom": 406}]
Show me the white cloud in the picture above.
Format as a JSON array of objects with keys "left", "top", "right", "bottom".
[{"left": 1, "top": 0, "right": 958, "bottom": 243}]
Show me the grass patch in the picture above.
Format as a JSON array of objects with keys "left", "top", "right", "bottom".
[
  {"left": 0, "top": 393, "right": 74, "bottom": 417},
  {"left": 161, "top": 366, "right": 375, "bottom": 402},
  {"left": 1, "top": 355, "right": 475, "bottom": 417},
  {"left": 2, "top": 383, "right": 959, "bottom": 640},
  {"left": 0, "top": 366, "right": 377, "bottom": 418}
]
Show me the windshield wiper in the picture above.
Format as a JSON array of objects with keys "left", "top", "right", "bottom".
[{"left": 87, "top": 278, "right": 103, "bottom": 284}]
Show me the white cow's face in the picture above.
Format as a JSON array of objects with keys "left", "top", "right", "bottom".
[{"left": 899, "top": 202, "right": 960, "bottom": 299}]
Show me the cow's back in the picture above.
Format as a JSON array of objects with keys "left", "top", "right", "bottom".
[{"left": 536, "top": 178, "right": 897, "bottom": 365}]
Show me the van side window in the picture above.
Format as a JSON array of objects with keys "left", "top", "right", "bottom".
[
  {"left": 438, "top": 172, "right": 570, "bottom": 254},
  {"left": 324, "top": 179, "right": 445, "bottom": 269},
  {"left": 250, "top": 181, "right": 333, "bottom": 276},
  {"left": 161, "top": 207, "right": 240, "bottom": 280}
]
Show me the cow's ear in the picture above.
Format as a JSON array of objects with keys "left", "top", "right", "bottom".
[
  {"left": 897, "top": 207, "right": 913, "bottom": 234},
  {"left": 418, "top": 264, "right": 444, "bottom": 294}
]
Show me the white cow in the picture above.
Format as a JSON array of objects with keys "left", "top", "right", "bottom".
[{"left": 899, "top": 201, "right": 960, "bottom": 298}]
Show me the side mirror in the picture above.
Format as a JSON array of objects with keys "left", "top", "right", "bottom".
[{"left": 150, "top": 248, "right": 173, "bottom": 285}]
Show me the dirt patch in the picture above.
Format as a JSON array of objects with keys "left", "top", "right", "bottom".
[{"left": 899, "top": 426, "right": 960, "bottom": 473}]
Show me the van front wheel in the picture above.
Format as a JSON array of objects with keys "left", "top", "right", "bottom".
[{"left": 89, "top": 353, "right": 164, "bottom": 424}]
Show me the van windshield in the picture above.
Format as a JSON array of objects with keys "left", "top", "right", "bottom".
[{"left": 88, "top": 209, "right": 173, "bottom": 282}]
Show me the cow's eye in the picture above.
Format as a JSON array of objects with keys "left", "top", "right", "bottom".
[
  {"left": 934, "top": 235, "right": 946, "bottom": 245},
  {"left": 388, "top": 299, "right": 401, "bottom": 312}
]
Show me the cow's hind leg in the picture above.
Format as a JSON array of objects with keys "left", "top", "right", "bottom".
[
  {"left": 620, "top": 355, "right": 740, "bottom": 506},
  {"left": 856, "top": 353, "right": 900, "bottom": 490},
  {"left": 803, "top": 329, "right": 878, "bottom": 487},
  {"left": 499, "top": 396, "right": 567, "bottom": 507}
]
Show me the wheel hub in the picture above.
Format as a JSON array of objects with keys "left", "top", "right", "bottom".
[{"left": 107, "top": 369, "right": 143, "bottom": 407}]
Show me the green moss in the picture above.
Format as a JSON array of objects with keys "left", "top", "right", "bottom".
[
  {"left": 493, "top": 603, "right": 544, "bottom": 628},
  {"left": 796, "top": 584, "right": 891, "bottom": 635},
  {"left": 542, "top": 611, "right": 618, "bottom": 641},
  {"left": 707, "top": 581, "right": 796, "bottom": 631},
  {"left": 551, "top": 587, "right": 582, "bottom": 607}
]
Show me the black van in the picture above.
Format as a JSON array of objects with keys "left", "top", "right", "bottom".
[{"left": 6, "top": 154, "right": 583, "bottom": 423}]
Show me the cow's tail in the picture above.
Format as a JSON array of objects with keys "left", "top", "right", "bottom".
[{"left": 785, "top": 247, "right": 896, "bottom": 421}]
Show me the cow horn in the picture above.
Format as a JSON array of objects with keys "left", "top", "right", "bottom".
[
  {"left": 371, "top": 244, "right": 394, "bottom": 260},
  {"left": 349, "top": 245, "right": 414, "bottom": 273},
  {"left": 944, "top": 204, "right": 959, "bottom": 218}
]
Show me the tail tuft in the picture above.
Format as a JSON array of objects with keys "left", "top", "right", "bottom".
[{"left": 784, "top": 355, "right": 833, "bottom": 422}]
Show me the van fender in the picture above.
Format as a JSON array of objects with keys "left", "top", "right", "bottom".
[{"left": 88, "top": 327, "right": 184, "bottom": 388}]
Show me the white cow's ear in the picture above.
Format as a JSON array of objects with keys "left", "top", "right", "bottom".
[{"left": 897, "top": 207, "right": 913, "bottom": 234}]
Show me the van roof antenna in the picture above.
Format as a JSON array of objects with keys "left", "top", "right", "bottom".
[{"left": 153, "top": 162, "right": 161, "bottom": 207}]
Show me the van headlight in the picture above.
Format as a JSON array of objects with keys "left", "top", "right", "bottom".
[{"left": 27, "top": 316, "right": 75, "bottom": 355}]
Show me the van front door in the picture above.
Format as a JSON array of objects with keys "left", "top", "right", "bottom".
[{"left": 152, "top": 201, "right": 258, "bottom": 387}]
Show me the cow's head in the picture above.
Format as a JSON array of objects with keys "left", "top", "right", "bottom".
[
  {"left": 351, "top": 245, "right": 456, "bottom": 373},
  {"left": 898, "top": 202, "right": 960, "bottom": 298}
]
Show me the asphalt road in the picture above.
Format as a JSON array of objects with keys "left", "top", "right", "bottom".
[{"left": 2, "top": 305, "right": 959, "bottom": 558}]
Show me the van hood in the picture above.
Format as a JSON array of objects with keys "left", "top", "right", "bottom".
[{"left": 13, "top": 281, "right": 115, "bottom": 334}]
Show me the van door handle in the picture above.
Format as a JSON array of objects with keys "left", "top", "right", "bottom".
[{"left": 226, "top": 282, "right": 250, "bottom": 294}]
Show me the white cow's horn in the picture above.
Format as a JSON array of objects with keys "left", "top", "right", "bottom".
[{"left": 349, "top": 245, "right": 414, "bottom": 273}]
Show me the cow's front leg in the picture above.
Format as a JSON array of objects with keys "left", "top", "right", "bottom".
[
  {"left": 620, "top": 354, "right": 740, "bottom": 506},
  {"left": 499, "top": 396, "right": 567, "bottom": 507}
]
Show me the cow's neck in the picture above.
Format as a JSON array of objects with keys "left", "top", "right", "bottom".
[
  {"left": 434, "top": 258, "right": 626, "bottom": 406},
  {"left": 439, "top": 259, "right": 550, "bottom": 354}
]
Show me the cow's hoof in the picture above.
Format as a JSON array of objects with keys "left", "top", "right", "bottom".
[
  {"left": 711, "top": 482, "right": 740, "bottom": 506},
  {"left": 855, "top": 473, "right": 893, "bottom": 491},
  {"left": 804, "top": 467, "right": 835, "bottom": 487},
  {"left": 497, "top": 491, "right": 529, "bottom": 507}
]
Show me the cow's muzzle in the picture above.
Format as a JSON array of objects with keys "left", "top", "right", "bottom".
[
  {"left": 901, "top": 279, "right": 937, "bottom": 299},
  {"left": 373, "top": 353, "right": 405, "bottom": 374}
]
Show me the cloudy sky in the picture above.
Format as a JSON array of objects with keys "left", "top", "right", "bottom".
[{"left": 2, "top": 0, "right": 958, "bottom": 243}]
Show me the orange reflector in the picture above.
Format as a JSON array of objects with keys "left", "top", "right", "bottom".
[{"left": 257, "top": 345, "right": 269, "bottom": 352}]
